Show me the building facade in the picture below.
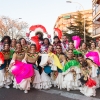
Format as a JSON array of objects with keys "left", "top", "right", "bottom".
[
  {"left": 54, "top": 9, "right": 92, "bottom": 34},
  {"left": 92, "top": 0, "right": 100, "bottom": 39}
]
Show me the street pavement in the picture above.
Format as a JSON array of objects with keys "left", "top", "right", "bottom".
[{"left": 0, "top": 85, "right": 100, "bottom": 100}]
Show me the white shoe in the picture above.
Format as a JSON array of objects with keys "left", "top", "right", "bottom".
[
  {"left": 13, "top": 85, "right": 16, "bottom": 88},
  {"left": 24, "top": 90, "right": 28, "bottom": 93},
  {"left": 4, "top": 85, "right": 10, "bottom": 89}
]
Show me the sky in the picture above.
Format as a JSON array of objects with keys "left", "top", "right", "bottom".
[{"left": 0, "top": 0, "right": 92, "bottom": 36}]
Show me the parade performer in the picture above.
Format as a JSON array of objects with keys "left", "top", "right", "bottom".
[
  {"left": 29, "top": 24, "right": 51, "bottom": 45},
  {"left": 54, "top": 53, "right": 66, "bottom": 89},
  {"left": 86, "top": 58, "right": 99, "bottom": 88},
  {"left": 66, "top": 42, "right": 75, "bottom": 56},
  {"left": 79, "top": 62, "right": 96, "bottom": 97},
  {"left": 35, "top": 32, "right": 43, "bottom": 45},
  {"left": 61, "top": 35, "right": 68, "bottom": 53},
  {"left": 53, "top": 36, "right": 61, "bottom": 52},
  {"left": 39, "top": 45, "right": 54, "bottom": 89},
  {"left": 78, "top": 54, "right": 99, "bottom": 88},
  {"left": 10, "top": 39, "right": 16, "bottom": 51},
  {"left": 40, "top": 38, "right": 51, "bottom": 53},
  {"left": 52, "top": 45, "right": 65, "bottom": 89},
  {"left": 0, "top": 36, "right": 11, "bottom": 51},
  {"left": 22, "top": 44, "right": 41, "bottom": 89},
  {"left": 0, "top": 43, "right": 12, "bottom": 88},
  {"left": 9, "top": 42, "right": 31, "bottom": 93},
  {"left": 62, "top": 49, "right": 81, "bottom": 91},
  {"left": 19, "top": 38, "right": 29, "bottom": 53},
  {"left": 79, "top": 42, "right": 88, "bottom": 55}
]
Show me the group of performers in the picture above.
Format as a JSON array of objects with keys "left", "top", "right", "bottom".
[{"left": 0, "top": 33, "right": 100, "bottom": 97}]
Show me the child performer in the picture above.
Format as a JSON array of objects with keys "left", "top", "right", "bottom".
[{"left": 9, "top": 42, "right": 31, "bottom": 93}]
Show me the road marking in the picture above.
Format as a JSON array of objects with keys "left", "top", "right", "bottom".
[{"left": 40, "top": 89, "right": 100, "bottom": 100}]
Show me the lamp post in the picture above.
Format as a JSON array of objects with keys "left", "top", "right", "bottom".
[{"left": 66, "top": 1, "right": 86, "bottom": 42}]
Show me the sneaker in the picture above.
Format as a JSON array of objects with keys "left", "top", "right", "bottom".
[
  {"left": 4, "top": 85, "right": 10, "bottom": 89},
  {"left": 24, "top": 90, "right": 28, "bottom": 93}
]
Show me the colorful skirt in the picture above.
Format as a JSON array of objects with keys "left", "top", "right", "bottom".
[{"left": 85, "top": 78, "right": 96, "bottom": 88}]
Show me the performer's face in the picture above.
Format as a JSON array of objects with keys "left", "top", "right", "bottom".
[
  {"left": 91, "top": 43, "right": 96, "bottom": 49},
  {"left": 56, "top": 46, "right": 62, "bottom": 53},
  {"left": 30, "top": 46, "right": 36, "bottom": 51},
  {"left": 78, "top": 57, "right": 84, "bottom": 64},
  {"left": 81, "top": 43, "right": 86, "bottom": 49},
  {"left": 44, "top": 39, "right": 49, "bottom": 45},
  {"left": 21, "top": 39, "right": 26, "bottom": 45},
  {"left": 16, "top": 43, "right": 22, "bottom": 50},
  {"left": 67, "top": 50, "right": 73, "bottom": 59},
  {"left": 62, "top": 36, "right": 67, "bottom": 42},
  {"left": 11, "top": 39, "right": 16, "bottom": 46},
  {"left": 54, "top": 38, "right": 59, "bottom": 43},
  {"left": 4, "top": 39, "right": 9, "bottom": 43},
  {"left": 68, "top": 42, "right": 74, "bottom": 49},
  {"left": 37, "top": 33, "right": 41, "bottom": 38},
  {"left": 4, "top": 44, "right": 10, "bottom": 50},
  {"left": 48, "top": 45, "right": 53, "bottom": 52}
]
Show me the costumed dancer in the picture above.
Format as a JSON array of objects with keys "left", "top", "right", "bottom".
[
  {"left": 40, "top": 38, "right": 50, "bottom": 53},
  {"left": 39, "top": 45, "right": 54, "bottom": 89},
  {"left": 10, "top": 39, "right": 16, "bottom": 51},
  {"left": 53, "top": 36, "right": 61, "bottom": 52},
  {"left": 61, "top": 35, "right": 68, "bottom": 53},
  {"left": 0, "top": 43, "right": 12, "bottom": 88},
  {"left": 19, "top": 38, "right": 29, "bottom": 53},
  {"left": 0, "top": 36, "right": 11, "bottom": 51},
  {"left": 23, "top": 44, "right": 41, "bottom": 89},
  {"left": 35, "top": 32, "right": 43, "bottom": 45},
  {"left": 47, "top": 48, "right": 63, "bottom": 88},
  {"left": 62, "top": 49, "right": 81, "bottom": 91},
  {"left": 52, "top": 45, "right": 65, "bottom": 89},
  {"left": 79, "top": 42, "right": 88, "bottom": 55},
  {"left": 78, "top": 53, "right": 99, "bottom": 88},
  {"left": 79, "top": 62, "right": 96, "bottom": 97},
  {"left": 9, "top": 42, "right": 31, "bottom": 93},
  {"left": 86, "top": 58, "right": 99, "bottom": 88},
  {"left": 55, "top": 52, "right": 66, "bottom": 89}
]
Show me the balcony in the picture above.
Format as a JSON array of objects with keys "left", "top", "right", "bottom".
[
  {"left": 95, "top": 13, "right": 100, "bottom": 21},
  {"left": 94, "top": 27, "right": 100, "bottom": 35},
  {"left": 96, "top": 5, "right": 100, "bottom": 13}
]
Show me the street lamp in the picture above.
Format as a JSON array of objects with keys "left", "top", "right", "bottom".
[{"left": 66, "top": 0, "right": 86, "bottom": 42}]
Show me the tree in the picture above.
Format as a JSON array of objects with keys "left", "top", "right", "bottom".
[
  {"left": 0, "top": 16, "right": 28, "bottom": 39},
  {"left": 66, "top": 11, "right": 92, "bottom": 42}
]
